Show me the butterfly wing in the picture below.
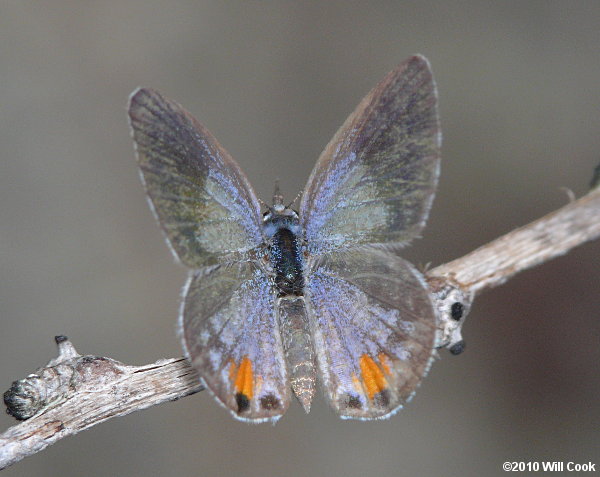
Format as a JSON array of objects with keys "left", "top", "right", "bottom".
[
  {"left": 181, "top": 261, "right": 290, "bottom": 422},
  {"left": 129, "top": 89, "right": 289, "bottom": 421},
  {"left": 301, "top": 56, "right": 440, "bottom": 419},
  {"left": 128, "top": 88, "right": 263, "bottom": 268},
  {"left": 300, "top": 55, "right": 441, "bottom": 254},
  {"left": 305, "top": 246, "right": 436, "bottom": 419}
]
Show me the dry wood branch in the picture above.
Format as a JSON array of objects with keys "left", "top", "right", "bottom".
[
  {"left": 428, "top": 187, "right": 600, "bottom": 294},
  {"left": 0, "top": 337, "right": 202, "bottom": 470},
  {"left": 1, "top": 188, "right": 598, "bottom": 470}
]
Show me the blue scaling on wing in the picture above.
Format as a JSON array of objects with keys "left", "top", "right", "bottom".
[
  {"left": 299, "top": 55, "right": 441, "bottom": 419},
  {"left": 300, "top": 55, "right": 441, "bottom": 255},
  {"left": 181, "top": 261, "right": 290, "bottom": 422},
  {"left": 304, "top": 246, "right": 436, "bottom": 419},
  {"left": 128, "top": 88, "right": 263, "bottom": 268}
]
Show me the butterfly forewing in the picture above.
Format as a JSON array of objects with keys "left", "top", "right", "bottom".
[
  {"left": 128, "top": 88, "right": 263, "bottom": 268},
  {"left": 182, "top": 262, "right": 290, "bottom": 422},
  {"left": 305, "top": 246, "right": 436, "bottom": 419},
  {"left": 300, "top": 55, "right": 441, "bottom": 255}
]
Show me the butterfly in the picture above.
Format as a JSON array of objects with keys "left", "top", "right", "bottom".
[{"left": 128, "top": 55, "right": 441, "bottom": 422}]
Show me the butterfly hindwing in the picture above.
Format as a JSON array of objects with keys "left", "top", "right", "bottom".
[
  {"left": 305, "top": 246, "right": 437, "bottom": 419},
  {"left": 181, "top": 261, "right": 290, "bottom": 422},
  {"left": 128, "top": 88, "right": 263, "bottom": 268},
  {"left": 300, "top": 55, "right": 441, "bottom": 254}
]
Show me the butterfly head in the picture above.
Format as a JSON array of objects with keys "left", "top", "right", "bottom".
[{"left": 262, "top": 182, "right": 301, "bottom": 236}]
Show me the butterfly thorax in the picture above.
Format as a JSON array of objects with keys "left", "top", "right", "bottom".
[{"left": 263, "top": 206, "right": 304, "bottom": 297}]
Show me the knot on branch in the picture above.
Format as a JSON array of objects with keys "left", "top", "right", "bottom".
[
  {"left": 3, "top": 336, "right": 124, "bottom": 421},
  {"left": 426, "top": 275, "right": 472, "bottom": 355},
  {"left": 4, "top": 378, "right": 47, "bottom": 421}
]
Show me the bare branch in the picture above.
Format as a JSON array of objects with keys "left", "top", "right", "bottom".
[
  {"left": 0, "top": 337, "right": 202, "bottom": 470},
  {"left": 1, "top": 188, "right": 598, "bottom": 470},
  {"left": 428, "top": 187, "right": 600, "bottom": 294}
]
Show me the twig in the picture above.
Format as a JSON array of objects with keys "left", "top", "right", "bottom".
[
  {"left": 1, "top": 188, "right": 598, "bottom": 470},
  {"left": 428, "top": 187, "right": 600, "bottom": 294},
  {"left": 0, "top": 337, "right": 202, "bottom": 470}
]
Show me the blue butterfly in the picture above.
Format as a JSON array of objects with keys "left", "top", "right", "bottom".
[{"left": 128, "top": 55, "right": 441, "bottom": 422}]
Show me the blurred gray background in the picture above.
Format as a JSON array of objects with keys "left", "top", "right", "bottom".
[{"left": 1, "top": 2, "right": 598, "bottom": 476}]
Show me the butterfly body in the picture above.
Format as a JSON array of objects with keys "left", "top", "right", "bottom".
[
  {"left": 128, "top": 55, "right": 441, "bottom": 422},
  {"left": 263, "top": 206, "right": 305, "bottom": 297}
]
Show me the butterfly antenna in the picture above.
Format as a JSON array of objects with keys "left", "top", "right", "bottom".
[
  {"left": 272, "top": 179, "right": 284, "bottom": 207},
  {"left": 287, "top": 189, "right": 303, "bottom": 209},
  {"left": 258, "top": 197, "right": 270, "bottom": 210}
]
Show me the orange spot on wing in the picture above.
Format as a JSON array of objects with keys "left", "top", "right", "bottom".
[
  {"left": 359, "top": 354, "right": 388, "bottom": 400},
  {"left": 233, "top": 356, "right": 254, "bottom": 400}
]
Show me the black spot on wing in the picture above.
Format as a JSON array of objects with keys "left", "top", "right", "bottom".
[
  {"left": 373, "top": 389, "right": 391, "bottom": 408},
  {"left": 235, "top": 393, "right": 250, "bottom": 413},
  {"left": 346, "top": 394, "right": 362, "bottom": 409},
  {"left": 260, "top": 394, "right": 281, "bottom": 410}
]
